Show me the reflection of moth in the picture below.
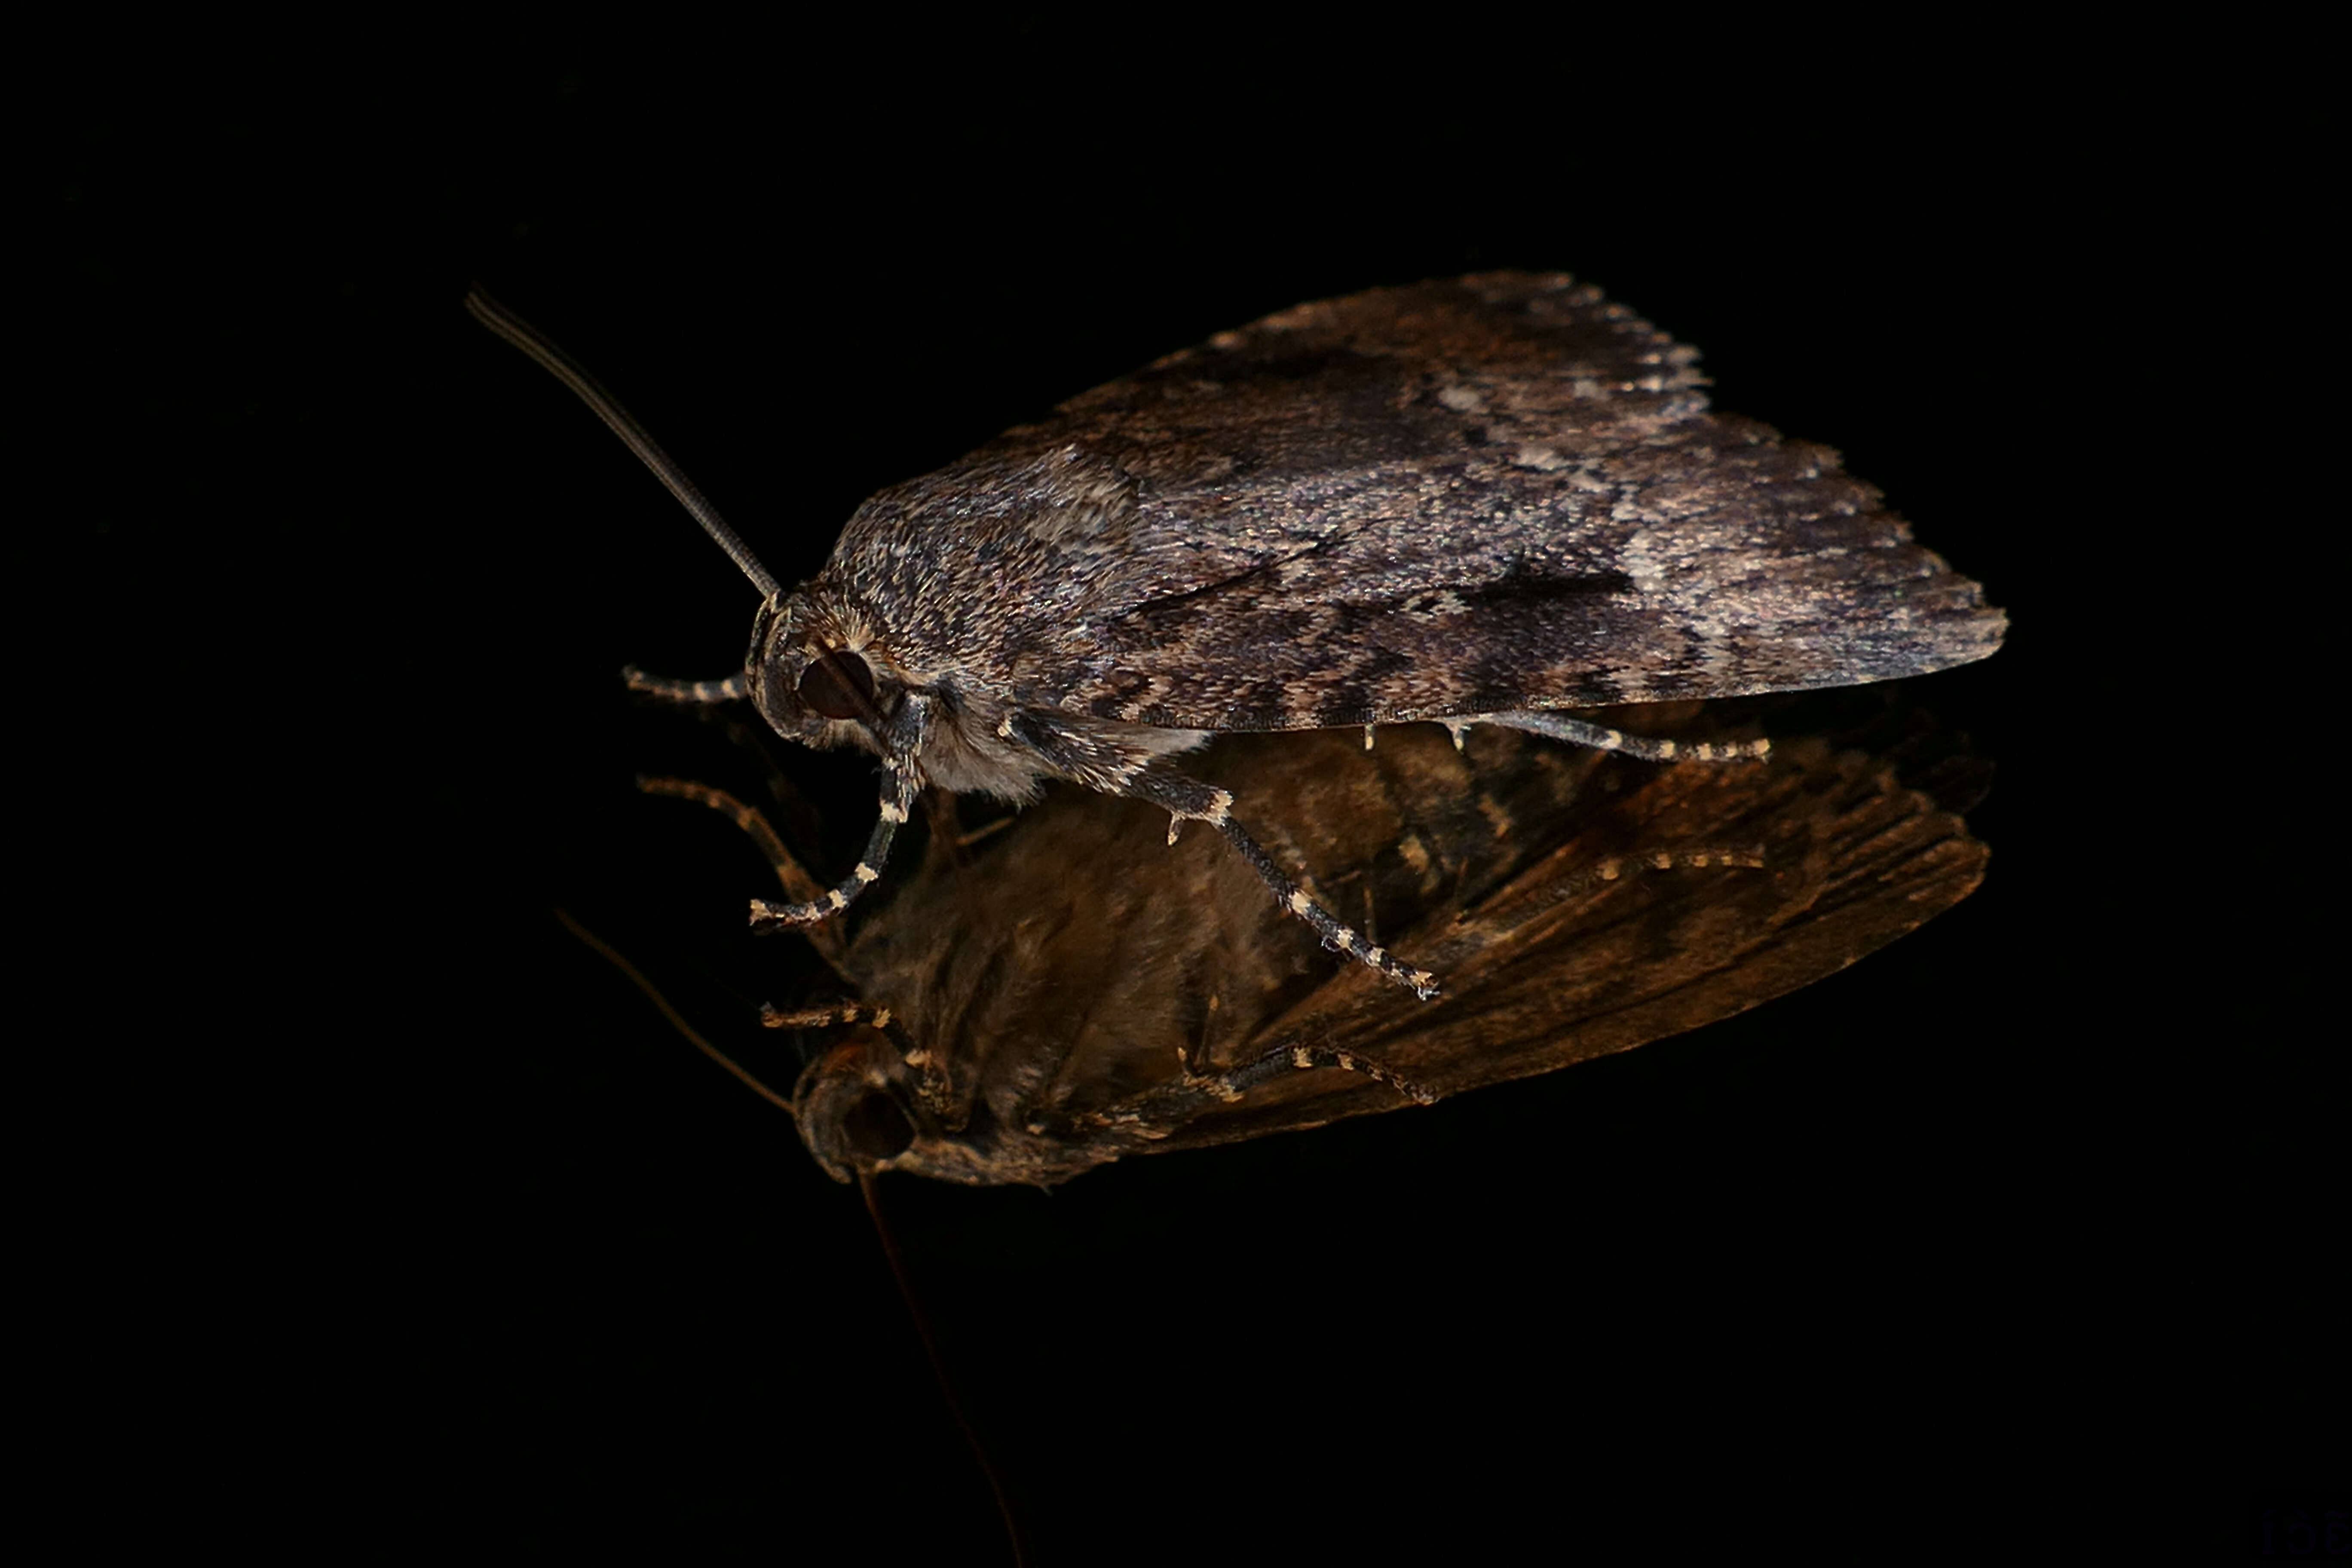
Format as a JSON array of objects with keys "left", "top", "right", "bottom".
[{"left": 683, "top": 699, "right": 1984, "bottom": 1185}]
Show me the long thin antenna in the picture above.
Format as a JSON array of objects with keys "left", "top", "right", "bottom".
[
  {"left": 466, "top": 286, "right": 782, "bottom": 600},
  {"left": 553, "top": 908, "right": 798, "bottom": 1119},
  {"left": 860, "top": 1175, "right": 1031, "bottom": 1566}
]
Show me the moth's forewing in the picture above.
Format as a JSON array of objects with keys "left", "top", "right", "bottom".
[
  {"left": 832, "top": 273, "right": 2005, "bottom": 733},
  {"left": 793, "top": 701, "right": 1985, "bottom": 1183}
]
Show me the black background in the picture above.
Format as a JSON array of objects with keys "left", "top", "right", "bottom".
[{"left": 45, "top": 23, "right": 2333, "bottom": 1559}]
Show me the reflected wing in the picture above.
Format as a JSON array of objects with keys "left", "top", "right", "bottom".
[
  {"left": 793, "top": 701, "right": 1987, "bottom": 1183},
  {"left": 1155, "top": 714, "right": 1987, "bottom": 1153}
]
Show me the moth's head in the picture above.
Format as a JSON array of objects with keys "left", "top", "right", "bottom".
[
  {"left": 747, "top": 589, "right": 902, "bottom": 752},
  {"left": 793, "top": 1036, "right": 920, "bottom": 1182},
  {"left": 790, "top": 1029, "right": 1109, "bottom": 1186}
]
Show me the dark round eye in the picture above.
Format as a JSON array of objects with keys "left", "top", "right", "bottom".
[{"left": 796, "top": 649, "right": 876, "bottom": 720}]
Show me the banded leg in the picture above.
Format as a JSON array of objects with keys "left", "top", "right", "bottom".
[
  {"left": 644, "top": 780, "right": 955, "bottom": 1105},
  {"left": 748, "top": 757, "right": 917, "bottom": 930},
  {"left": 1472, "top": 710, "right": 1770, "bottom": 762},
  {"left": 1126, "top": 763, "right": 1442, "bottom": 1000},
  {"left": 1077, "top": 1034, "right": 1438, "bottom": 1139},
  {"left": 1222, "top": 1038, "right": 1439, "bottom": 1106},
  {"left": 761, "top": 1000, "right": 892, "bottom": 1030},
  {"left": 640, "top": 780, "right": 943, "bottom": 1102},
  {"left": 622, "top": 666, "right": 750, "bottom": 705},
  {"left": 749, "top": 694, "right": 933, "bottom": 931},
  {"left": 995, "top": 708, "right": 1444, "bottom": 998},
  {"left": 637, "top": 776, "right": 851, "bottom": 976},
  {"left": 1485, "top": 843, "right": 1769, "bottom": 926}
]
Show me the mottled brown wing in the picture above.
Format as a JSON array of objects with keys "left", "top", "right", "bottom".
[
  {"left": 825, "top": 274, "right": 2003, "bottom": 732},
  {"left": 1146, "top": 716, "right": 1988, "bottom": 1155},
  {"left": 792, "top": 702, "right": 1986, "bottom": 1184}
]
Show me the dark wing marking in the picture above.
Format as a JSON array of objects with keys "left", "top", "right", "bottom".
[{"left": 820, "top": 273, "right": 2002, "bottom": 731}]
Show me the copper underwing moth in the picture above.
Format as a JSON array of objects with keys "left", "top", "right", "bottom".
[{"left": 470, "top": 273, "right": 2003, "bottom": 1001}]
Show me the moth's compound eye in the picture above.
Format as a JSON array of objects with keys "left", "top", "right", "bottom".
[
  {"left": 840, "top": 1091, "right": 916, "bottom": 1164},
  {"left": 797, "top": 649, "right": 876, "bottom": 721}
]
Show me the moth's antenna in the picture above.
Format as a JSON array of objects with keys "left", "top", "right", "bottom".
[
  {"left": 465, "top": 286, "right": 783, "bottom": 600},
  {"left": 553, "top": 908, "right": 799, "bottom": 1120},
  {"left": 858, "top": 1175, "right": 1032, "bottom": 1567}
]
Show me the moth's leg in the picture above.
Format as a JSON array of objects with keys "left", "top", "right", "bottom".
[
  {"left": 762, "top": 1001, "right": 891, "bottom": 1030},
  {"left": 1468, "top": 844, "right": 1770, "bottom": 934},
  {"left": 637, "top": 777, "right": 854, "bottom": 979},
  {"left": 645, "top": 779, "right": 952, "bottom": 1109},
  {"left": 631, "top": 687, "right": 836, "bottom": 879},
  {"left": 994, "top": 710, "right": 1443, "bottom": 998},
  {"left": 622, "top": 666, "right": 751, "bottom": 705},
  {"left": 1132, "top": 765, "right": 1441, "bottom": 1001},
  {"left": 917, "top": 787, "right": 972, "bottom": 873},
  {"left": 1074, "top": 844, "right": 1779, "bottom": 1134},
  {"left": 748, "top": 695, "right": 934, "bottom": 932},
  {"left": 1263, "top": 1042, "right": 1436, "bottom": 1102},
  {"left": 745, "top": 756, "right": 914, "bottom": 929},
  {"left": 1173, "top": 991, "right": 1223, "bottom": 1079},
  {"left": 1205, "top": 1039, "right": 1439, "bottom": 1107},
  {"left": 1080, "top": 1037, "right": 1438, "bottom": 1140},
  {"left": 952, "top": 813, "right": 1019, "bottom": 851},
  {"left": 1467, "top": 710, "right": 1770, "bottom": 762},
  {"left": 643, "top": 707, "right": 947, "bottom": 1101}
]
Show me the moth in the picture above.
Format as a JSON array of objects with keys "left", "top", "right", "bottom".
[
  {"left": 641, "top": 699, "right": 1986, "bottom": 1185},
  {"left": 470, "top": 274, "right": 2003, "bottom": 999}
]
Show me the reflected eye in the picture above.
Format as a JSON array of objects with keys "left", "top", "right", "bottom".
[
  {"left": 797, "top": 649, "right": 876, "bottom": 720},
  {"left": 841, "top": 1090, "right": 916, "bottom": 1162}
]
